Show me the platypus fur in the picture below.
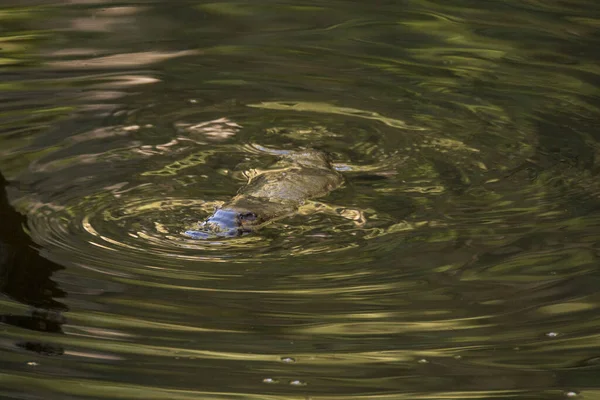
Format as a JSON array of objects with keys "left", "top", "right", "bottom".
[{"left": 185, "top": 149, "right": 343, "bottom": 238}]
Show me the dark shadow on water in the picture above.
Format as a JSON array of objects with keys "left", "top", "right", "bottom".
[{"left": 0, "top": 171, "right": 67, "bottom": 356}]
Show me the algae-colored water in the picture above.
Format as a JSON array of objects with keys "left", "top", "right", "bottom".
[{"left": 1, "top": 1, "right": 600, "bottom": 399}]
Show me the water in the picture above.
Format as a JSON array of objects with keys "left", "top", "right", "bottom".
[{"left": 1, "top": 1, "right": 600, "bottom": 399}]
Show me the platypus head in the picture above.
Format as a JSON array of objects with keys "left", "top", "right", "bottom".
[
  {"left": 184, "top": 207, "right": 261, "bottom": 239},
  {"left": 205, "top": 208, "right": 259, "bottom": 236}
]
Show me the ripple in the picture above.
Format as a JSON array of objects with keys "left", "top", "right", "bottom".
[
  {"left": 247, "top": 101, "right": 427, "bottom": 130},
  {"left": 2, "top": 0, "right": 600, "bottom": 399},
  {"left": 17, "top": 113, "right": 493, "bottom": 271}
]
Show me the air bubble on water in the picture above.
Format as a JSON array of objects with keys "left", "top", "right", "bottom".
[
  {"left": 334, "top": 164, "right": 352, "bottom": 171},
  {"left": 290, "top": 380, "right": 307, "bottom": 386},
  {"left": 565, "top": 391, "right": 579, "bottom": 397},
  {"left": 281, "top": 357, "right": 296, "bottom": 363},
  {"left": 546, "top": 332, "right": 559, "bottom": 337},
  {"left": 418, "top": 359, "right": 429, "bottom": 364},
  {"left": 27, "top": 361, "right": 39, "bottom": 366},
  {"left": 263, "top": 378, "right": 279, "bottom": 384}
]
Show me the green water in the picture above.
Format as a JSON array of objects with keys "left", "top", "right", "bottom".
[{"left": 1, "top": 1, "right": 600, "bottom": 399}]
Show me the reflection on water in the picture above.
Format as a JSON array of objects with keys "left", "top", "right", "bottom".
[{"left": 1, "top": 0, "right": 600, "bottom": 399}]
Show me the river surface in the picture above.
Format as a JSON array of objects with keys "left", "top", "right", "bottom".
[{"left": 1, "top": 1, "right": 600, "bottom": 399}]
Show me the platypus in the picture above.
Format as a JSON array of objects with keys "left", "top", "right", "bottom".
[{"left": 185, "top": 149, "right": 343, "bottom": 238}]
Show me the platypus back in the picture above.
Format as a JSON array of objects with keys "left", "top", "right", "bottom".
[{"left": 185, "top": 149, "right": 343, "bottom": 238}]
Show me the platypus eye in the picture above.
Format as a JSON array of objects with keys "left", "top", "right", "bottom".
[{"left": 238, "top": 212, "right": 257, "bottom": 222}]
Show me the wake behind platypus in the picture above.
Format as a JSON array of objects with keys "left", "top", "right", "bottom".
[{"left": 185, "top": 149, "right": 343, "bottom": 239}]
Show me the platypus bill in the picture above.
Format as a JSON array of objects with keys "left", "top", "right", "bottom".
[{"left": 185, "top": 149, "right": 343, "bottom": 239}]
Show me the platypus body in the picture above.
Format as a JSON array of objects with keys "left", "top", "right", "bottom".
[{"left": 185, "top": 149, "right": 343, "bottom": 238}]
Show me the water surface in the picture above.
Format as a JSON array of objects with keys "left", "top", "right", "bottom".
[{"left": 1, "top": 1, "right": 600, "bottom": 399}]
